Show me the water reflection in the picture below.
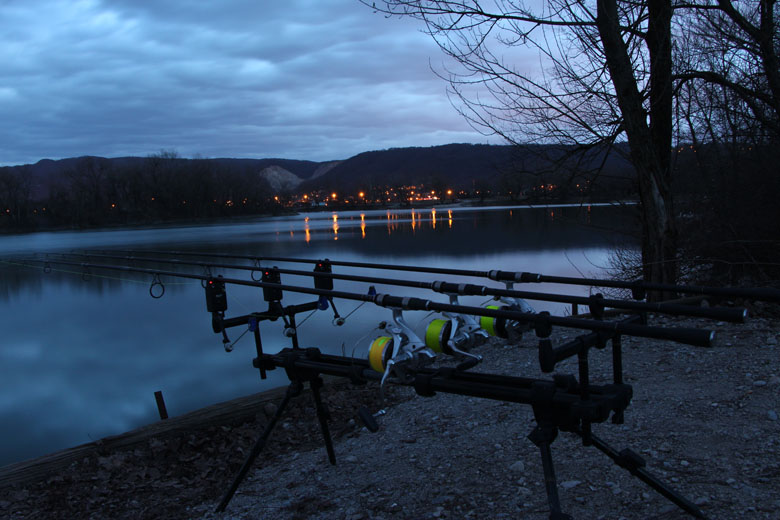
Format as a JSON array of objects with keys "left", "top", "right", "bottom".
[{"left": 0, "top": 204, "right": 636, "bottom": 466}]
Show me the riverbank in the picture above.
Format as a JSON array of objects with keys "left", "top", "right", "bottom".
[{"left": 1, "top": 309, "right": 778, "bottom": 519}]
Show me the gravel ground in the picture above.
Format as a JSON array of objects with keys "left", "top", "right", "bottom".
[{"left": 2, "top": 309, "right": 779, "bottom": 519}]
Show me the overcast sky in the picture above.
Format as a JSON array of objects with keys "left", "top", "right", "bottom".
[{"left": 0, "top": 0, "right": 509, "bottom": 166}]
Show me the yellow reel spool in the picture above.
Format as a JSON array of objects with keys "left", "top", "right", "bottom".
[
  {"left": 424, "top": 318, "right": 453, "bottom": 354},
  {"left": 480, "top": 305, "right": 508, "bottom": 338},
  {"left": 368, "top": 336, "right": 393, "bottom": 372}
]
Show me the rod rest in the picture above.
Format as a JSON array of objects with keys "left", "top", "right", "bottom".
[
  {"left": 219, "top": 301, "right": 319, "bottom": 329},
  {"left": 255, "top": 348, "right": 632, "bottom": 426},
  {"left": 539, "top": 315, "right": 644, "bottom": 373}
]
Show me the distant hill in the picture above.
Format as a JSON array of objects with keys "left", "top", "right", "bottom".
[
  {"left": 7, "top": 144, "right": 635, "bottom": 201},
  {"left": 299, "top": 143, "right": 635, "bottom": 192},
  {"left": 16, "top": 156, "right": 328, "bottom": 200}
]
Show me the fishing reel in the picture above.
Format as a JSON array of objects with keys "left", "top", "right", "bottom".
[
  {"left": 480, "top": 289, "right": 535, "bottom": 340},
  {"left": 423, "top": 294, "right": 484, "bottom": 366},
  {"left": 367, "top": 308, "right": 435, "bottom": 390}
]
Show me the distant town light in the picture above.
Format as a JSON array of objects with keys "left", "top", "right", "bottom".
[
  {"left": 332, "top": 192, "right": 337, "bottom": 199},
  {"left": 447, "top": 189, "right": 453, "bottom": 195},
  {"left": 359, "top": 191, "right": 365, "bottom": 198}
]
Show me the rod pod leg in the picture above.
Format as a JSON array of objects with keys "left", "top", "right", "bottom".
[
  {"left": 528, "top": 425, "right": 573, "bottom": 520},
  {"left": 309, "top": 376, "right": 337, "bottom": 465},
  {"left": 215, "top": 380, "right": 302, "bottom": 513}
]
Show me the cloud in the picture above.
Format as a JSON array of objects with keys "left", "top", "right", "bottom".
[{"left": 0, "top": 0, "right": 505, "bottom": 166}]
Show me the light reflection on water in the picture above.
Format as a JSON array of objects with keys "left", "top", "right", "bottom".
[{"left": 0, "top": 204, "right": 636, "bottom": 466}]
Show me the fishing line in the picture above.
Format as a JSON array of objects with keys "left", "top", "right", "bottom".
[
  {"left": 342, "top": 300, "right": 367, "bottom": 321},
  {"left": 226, "top": 327, "right": 251, "bottom": 350},
  {"left": 295, "top": 308, "right": 318, "bottom": 329}
]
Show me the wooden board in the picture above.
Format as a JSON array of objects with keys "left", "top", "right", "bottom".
[{"left": 0, "top": 385, "right": 288, "bottom": 488}]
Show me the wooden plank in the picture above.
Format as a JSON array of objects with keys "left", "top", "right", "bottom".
[{"left": 0, "top": 385, "right": 288, "bottom": 488}]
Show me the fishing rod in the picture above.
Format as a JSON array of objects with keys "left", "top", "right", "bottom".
[
  {"left": 87, "top": 248, "right": 780, "bottom": 303},
  {"left": 24, "top": 255, "right": 712, "bottom": 518},
  {"left": 65, "top": 252, "right": 748, "bottom": 323},
  {"left": 28, "top": 257, "right": 716, "bottom": 347}
]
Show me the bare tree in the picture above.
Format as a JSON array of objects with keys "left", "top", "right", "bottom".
[
  {"left": 675, "top": 0, "right": 779, "bottom": 143},
  {"left": 364, "top": 0, "right": 679, "bottom": 294}
]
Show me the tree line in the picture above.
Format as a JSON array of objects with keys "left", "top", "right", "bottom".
[{"left": 0, "top": 151, "right": 276, "bottom": 231}]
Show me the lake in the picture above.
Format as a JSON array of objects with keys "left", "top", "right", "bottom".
[{"left": 0, "top": 204, "right": 636, "bottom": 466}]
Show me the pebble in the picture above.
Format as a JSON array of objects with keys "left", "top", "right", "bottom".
[
  {"left": 263, "top": 403, "right": 277, "bottom": 417},
  {"left": 694, "top": 496, "right": 710, "bottom": 506},
  {"left": 680, "top": 460, "right": 690, "bottom": 467},
  {"left": 768, "top": 410, "right": 778, "bottom": 421},
  {"left": 754, "top": 380, "right": 767, "bottom": 387},
  {"left": 509, "top": 461, "right": 525, "bottom": 473},
  {"left": 561, "top": 480, "right": 582, "bottom": 490}
]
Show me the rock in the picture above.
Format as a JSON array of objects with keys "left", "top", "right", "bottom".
[
  {"left": 768, "top": 410, "right": 778, "bottom": 421},
  {"left": 344, "top": 455, "right": 358, "bottom": 463},
  {"left": 263, "top": 403, "right": 278, "bottom": 417},
  {"left": 509, "top": 461, "right": 525, "bottom": 473},
  {"left": 753, "top": 380, "right": 767, "bottom": 387},
  {"left": 561, "top": 480, "right": 582, "bottom": 490},
  {"left": 680, "top": 460, "right": 690, "bottom": 467},
  {"left": 695, "top": 496, "right": 710, "bottom": 506}
]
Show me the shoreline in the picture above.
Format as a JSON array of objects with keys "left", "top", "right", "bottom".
[
  {"left": 0, "top": 199, "right": 634, "bottom": 236},
  {"left": 1, "top": 311, "right": 778, "bottom": 519}
]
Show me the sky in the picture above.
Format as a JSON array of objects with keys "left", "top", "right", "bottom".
[{"left": 0, "top": 0, "right": 508, "bottom": 166}]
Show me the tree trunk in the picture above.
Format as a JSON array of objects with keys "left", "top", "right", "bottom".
[{"left": 597, "top": 0, "right": 677, "bottom": 298}]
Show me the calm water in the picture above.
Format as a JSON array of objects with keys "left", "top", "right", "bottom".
[{"left": 0, "top": 204, "right": 635, "bottom": 465}]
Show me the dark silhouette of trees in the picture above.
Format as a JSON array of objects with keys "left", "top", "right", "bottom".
[
  {"left": 2, "top": 154, "right": 274, "bottom": 231},
  {"left": 0, "top": 166, "right": 33, "bottom": 228}
]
